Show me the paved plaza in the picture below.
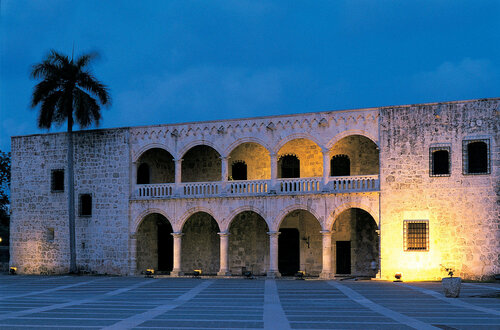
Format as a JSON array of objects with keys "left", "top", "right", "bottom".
[{"left": 0, "top": 276, "right": 499, "bottom": 329}]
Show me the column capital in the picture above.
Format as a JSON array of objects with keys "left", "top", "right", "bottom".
[
  {"left": 171, "top": 232, "right": 184, "bottom": 238},
  {"left": 174, "top": 158, "right": 183, "bottom": 163},
  {"left": 269, "top": 152, "right": 278, "bottom": 158},
  {"left": 320, "top": 230, "right": 332, "bottom": 236},
  {"left": 321, "top": 147, "right": 330, "bottom": 155},
  {"left": 220, "top": 155, "right": 230, "bottom": 161},
  {"left": 218, "top": 231, "right": 230, "bottom": 237},
  {"left": 130, "top": 233, "right": 137, "bottom": 239},
  {"left": 267, "top": 231, "right": 280, "bottom": 237}
]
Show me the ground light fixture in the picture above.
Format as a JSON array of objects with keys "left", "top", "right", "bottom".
[
  {"left": 9, "top": 267, "right": 17, "bottom": 275},
  {"left": 145, "top": 269, "right": 154, "bottom": 278},
  {"left": 394, "top": 272, "right": 402, "bottom": 282}
]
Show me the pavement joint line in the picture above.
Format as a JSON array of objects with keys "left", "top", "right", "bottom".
[
  {"left": 0, "top": 279, "right": 157, "bottom": 321},
  {"left": 0, "top": 277, "right": 110, "bottom": 300},
  {"left": 263, "top": 280, "right": 291, "bottom": 330},
  {"left": 399, "top": 283, "right": 500, "bottom": 316},
  {"left": 101, "top": 279, "right": 215, "bottom": 330},
  {"left": 327, "top": 281, "right": 438, "bottom": 330},
  {"left": 463, "top": 283, "right": 500, "bottom": 291}
]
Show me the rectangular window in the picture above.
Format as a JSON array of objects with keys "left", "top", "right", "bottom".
[
  {"left": 429, "top": 146, "right": 451, "bottom": 176},
  {"left": 463, "top": 138, "right": 490, "bottom": 175},
  {"left": 79, "top": 194, "right": 92, "bottom": 217},
  {"left": 47, "top": 228, "right": 54, "bottom": 242},
  {"left": 404, "top": 220, "right": 429, "bottom": 251},
  {"left": 51, "top": 169, "right": 64, "bottom": 192}
]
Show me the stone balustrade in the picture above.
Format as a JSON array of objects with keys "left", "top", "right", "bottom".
[{"left": 133, "top": 175, "right": 379, "bottom": 199}]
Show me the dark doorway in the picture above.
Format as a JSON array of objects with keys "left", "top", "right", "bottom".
[
  {"left": 279, "top": 155, "right": 300, "bottom": 178},
  {"left": 231, "top": 161, "right": 247, "bottom": 180},
  {"left": 432, "top": 150, "right": 449, "bottom": 175},
  {"left": 137, "top": 163, "right": 150, "bottom": 184},
  {"left": 331, "top": 155, "right": 350, "bottom": 176},
  {"left": 157, "top": 221, "right": 173, "bottom": 272},
  {"left": 336, "top": 241, "right": 351, "bottom": 274},
  {"left": 278, "top": 228, "right": 300, "bottom": 275}
]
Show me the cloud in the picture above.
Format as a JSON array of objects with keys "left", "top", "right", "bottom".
[{"left": 411, "top": 58, "right": 498, "bottom": 100}]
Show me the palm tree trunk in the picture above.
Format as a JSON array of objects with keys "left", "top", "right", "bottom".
[{"left": 67, "top": 117, "right": 77, "bottom": 273}]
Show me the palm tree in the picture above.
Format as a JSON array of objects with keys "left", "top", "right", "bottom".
[{"left": 30, "top": 50, "right": 111, "bottom": 273}]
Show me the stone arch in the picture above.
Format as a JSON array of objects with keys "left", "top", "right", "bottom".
[
  {"left": 273, "top": 133, "right": 324, "bottom": 154},
  {"left": 181, "top": 144, "right": 222, "bottom": 182},
  {"left": 227, "top": 139, "right": 271, "bottom": 180},
  {"left": 178, "top": 140, "right": 224, "bottom": 159},
  {"left": 275, "top": 135, "right": 323, "bottom": 178},
  {"left": 179, "top": 207, "right": 221, "bottom": 233},
  {"left": 133, "top": 143, "right": 175, "bottom": 163},
  {"left": 224, "top": 205, "right": 269, "bottom": 232},
  {"left": 273, "top": 204, "right": 323, "bottom": 231},
  {"left": 132, "top": 208, "right": 174, "bottom": 234},
  {"left": 327, "top": 202, "right": 379, "bottom": 231},
  {"left": 225, "top": 137, "right": 271, "bottom": 156},
  {"left": 326, "top": 130, "right": 379, "bottom": 150}
]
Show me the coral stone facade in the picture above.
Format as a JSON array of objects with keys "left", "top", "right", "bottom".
[{"left": 10, "top": 98, "right": 500, "bottom": 280}]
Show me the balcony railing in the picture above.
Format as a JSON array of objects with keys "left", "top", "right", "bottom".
[{"left": 133, "top": 175, "right": 379, "bottom": 199}]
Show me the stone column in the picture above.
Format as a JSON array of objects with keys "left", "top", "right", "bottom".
[
  {"left": 174, "top": 158, "right": 183, "bottom": 196},
  {"left": 217, "top": 231, "right": 231, "bottom": 276},
  {"left": 170, "top": 232, "right": 183, "bottom": 276},
  {"left": 129, "top": 234, "right": 137, "bottom": 276},
  {"left": 322, "top": 149, "right": 331, "bottom": 189},
  {"left": 320, "top": 230, "right": 332, "bottom": 279},
  {"left": 270, "top": 153, "right": 278, "bottom": 193},
  {"left": 267, "top": 231, "right": 281, "bottom": 278}
]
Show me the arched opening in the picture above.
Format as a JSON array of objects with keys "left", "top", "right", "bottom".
[
  {"left": 228, "top": 211, "right": 269, "bottom": 275},
  {"left": 331, "top": 208, "right": 378, "bottom": 276},
  {"left": 277, "top": 138, "right": 323, "bottom": 178},
  {"left": 229, "top": 142, "right": 270, "bottom": 180},
  {"left": 181, "top": 145, "right": 221, "bottom": 182},
  {"left": 136, "top": 148, "right": 175, "bottom": 184},
  {"left": 137, "top": 163, "right": 150, "bottom": 184},
  {"left": 329, "top": 135, "right": 379, "bottom": 175},
  {"left": 231, "top": 161, "right": 247, "bottom": 181},
  {"left": 278, "top": 210, "right": 322, "bottom": 276},
  {"left": 431, "top": 149, "right": 449, "bottom": 175},
  {"left": 181, "top": 212, "right": 220, "bottom": 274},
  {"left": 278, "top": 155, "right": 300, "bottom": 178},
  {"left": 467, "top": 141, "right": 488, "bottom": 174},
  {"left": 331, "top": 154, "right": 350, "bottom": 176},
  {"left": 136, "top": 213, "right": 173, "bottom": 274}
]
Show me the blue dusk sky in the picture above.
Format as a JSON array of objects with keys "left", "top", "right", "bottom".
[{"left": 1, "top": 1, "right": 499, "bottom": 152}]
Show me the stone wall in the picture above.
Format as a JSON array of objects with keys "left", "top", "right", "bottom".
[
  {"left": 280, "top": 210, "right": 323, "bottom": 275},
  {"left": 329, "top": 135, "right": 379, "bottom": 175},
  {"left": 137, "top": 148, "right": 175, "bottom": 183},
  {"left": 380, "top": 99, "right": 500, "bottom": 280},
  {"left": 10, "top": 128, "right": 130, "bottom": 275},
  {"left": 182, "top": 146, "right": 221, "bottom": 182},
  {"left": 181, "top": 212, "right": 220, "bottom": 274},
  {"left": 278, "top": 138, "right": 323, "bottom": 178},
  {"left": 228, "top": 211, "right": 269, "bottom": 275},
  {"left": 229, "top": 143, "right": 270, "bottom": 180}
]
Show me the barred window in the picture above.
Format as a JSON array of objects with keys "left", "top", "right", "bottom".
[
  {"left": 430, "top": 147, "right": 450, "bottom": 176},
  {"left": 79, "top": 194, "right": 92, "bottom": 217},
  {"left": 51, "top": 169, "right": 64, "bottom": 192},
  {"left": 404, "top": 220, "right": 429, "bottom": 251},
  {"left": 463, "top": 139, "right": 490, "bottom": 175}
]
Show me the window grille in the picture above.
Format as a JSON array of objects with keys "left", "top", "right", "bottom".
[
  {"left": 429, "top": 146, "right": 450, "bottom": 176},
  {"left": 462, "top": 139, "right": 490, "bottom": 175},
  {"left": 404, "top": 220, "right": 429, "bottom": 251},
  {"left": 51, "top": 169, "right": 64, "bottom": 192}
]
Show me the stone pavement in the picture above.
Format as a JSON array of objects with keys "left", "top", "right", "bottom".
[{"left": 0, "top": 276, "right": 499, "bottom": 329}]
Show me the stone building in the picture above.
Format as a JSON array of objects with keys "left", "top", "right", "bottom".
[{"left": 9, "top": 98, "right": 500, "bottom": 280}]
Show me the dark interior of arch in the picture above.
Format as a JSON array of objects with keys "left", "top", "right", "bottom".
[
  {"left": 136, "top": 213, "right": 173, "bottom": 273},
  {"left": 137, "top": 163, "right": 150, "bottom": 184},
  {"left": 182, "top": 145, "right": 222, "bottom": 182}
]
